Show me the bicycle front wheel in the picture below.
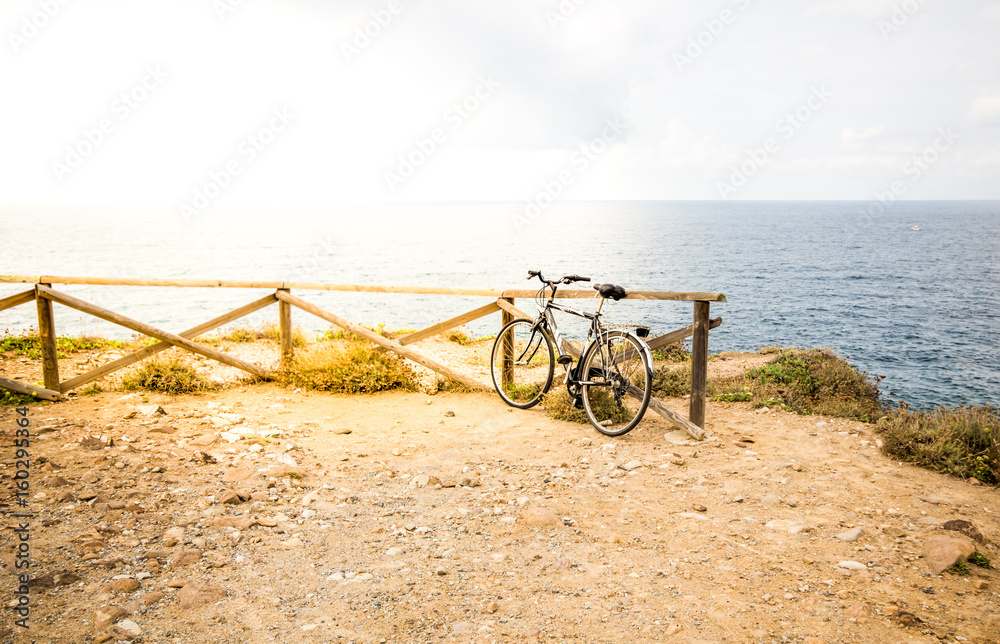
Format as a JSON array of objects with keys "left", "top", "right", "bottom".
[
  {"left": 490, "top": 319, "right": 555, "bottom": 409},
  {"left": 580, "top": 331, "right": 652, "bottom": 436}
]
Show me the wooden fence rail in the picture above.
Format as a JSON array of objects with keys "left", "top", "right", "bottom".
[{"left": 0, "top": 275, "right": 725, "bottom": 439}]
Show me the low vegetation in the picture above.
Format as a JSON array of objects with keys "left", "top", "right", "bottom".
[
  {"left": 1, "top": 331, "right": 126, "bottom": 360},
  {"left": 196, "top": 322, "right": 308, "bottom": 348},
  {"left": 875, "top": 405, "right": 999, "bottom": 485},
  {"left": 651, "top": 364, "right": 691, "bottom": 398},
  {"left": 543, "top": 386, "right": 633, "bottom": 425},
  {"left": 1, "top": 389, "right": 42, "bottom": 406},
  {"left": 121, "top": 357, "right": 214, "bottom": 395},
  {"left": 280, "top": 339, "right": 417, "bottom": 394},
  {"left": 651, "top": 340, "right": 690, "bottom": 363},
  {"left": 710, "top": 348, "right": 884, "bottom": 422},
  {"left": 543, "top": 388, "right": 589, "bottom": 423}
]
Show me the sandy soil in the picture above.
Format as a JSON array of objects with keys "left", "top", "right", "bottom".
[{"left": 1, "top": 340, "right": 998, "bottom": 644}]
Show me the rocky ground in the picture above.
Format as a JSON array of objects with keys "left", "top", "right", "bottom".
[{"left": 1, "top": 341, "right": 998, "bottom": 644}]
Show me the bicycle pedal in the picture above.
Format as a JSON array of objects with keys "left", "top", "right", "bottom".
[
  {"left": 557, "top": 355, "right": 573, "bottom": 365},
  {"left": 572, "top": 396, "right": 584, "bottom": 409}
]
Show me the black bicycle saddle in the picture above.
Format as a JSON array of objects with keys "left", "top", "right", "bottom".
[{"left": 593, "top": 283, "right": 627, "bottom": 301}]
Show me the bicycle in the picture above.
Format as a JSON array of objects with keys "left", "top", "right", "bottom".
[{"left": 490, "top": 270, "right": 654, "bottom": 436}]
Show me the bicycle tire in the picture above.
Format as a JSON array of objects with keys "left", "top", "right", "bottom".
[
  {"left": 580, "top": 330, "right": 652, "bottom": 436},
  {"left": 490, "top": 318, "right": 555, "bottom": 409}
]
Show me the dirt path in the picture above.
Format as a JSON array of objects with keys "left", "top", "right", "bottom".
[{"left": 1, "top": 346, "right": 998, "bottom": 644}]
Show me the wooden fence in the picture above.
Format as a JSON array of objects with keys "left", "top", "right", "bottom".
[{"left": 0, "top": 275, "right": 725, "bottom": 439}]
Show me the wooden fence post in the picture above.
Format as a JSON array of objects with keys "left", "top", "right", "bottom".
[
  {"left": 278, "top": 289, "right": 293, "bottom": 368},
  {"left": 501, "top": 297, "right": 514, "bottom": 388},
  {"left": 35, "top": 283, "right": 59, "bottom": 391},
  {"left": 690, "top": 301, "right": 710, "bottom": 429}
]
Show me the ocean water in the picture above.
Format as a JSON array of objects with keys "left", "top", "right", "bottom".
[{"left": 1, "top": 201, "right": 998, "bottom": 408}]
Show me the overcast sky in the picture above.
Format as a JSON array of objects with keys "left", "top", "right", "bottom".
[{"left": 2, "top": 0, "right": 998, "bottom": 209}]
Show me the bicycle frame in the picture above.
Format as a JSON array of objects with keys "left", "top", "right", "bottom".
[{"left": 532, "top": 287, "right": 610, "bottom": 386}]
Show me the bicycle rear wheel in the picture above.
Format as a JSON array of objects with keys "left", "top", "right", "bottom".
[
  {"left": 580, "top": 331, "right": 652, "bottom": 436},
  {"left": 490, "top": 319, "right": 555, "bottom": 409}
]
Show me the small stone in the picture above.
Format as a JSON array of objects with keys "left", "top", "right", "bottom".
[
  {"left": 791, "top": 463, "right": 804, "bottom": 472},
  {"left": 142, "top": 592, "right": 165, "bottom": 606},
  {"left": 667, "top": 453, "right": 685, "bottom": 466},
  {"left": 835, "top": 526, "right": 865, "bottom": 542},
  {"left": 941, "top": 519, "right": 987, "bottom": 545},
  {"left": 165, "top": 579, "right": 187, "bottom": 588},
  {"left": 79, "top": 436, "right": 109, "bottom": 450},
  {"left": 138, "top": 404, "right": 166, "bottom": 417},
  {"left": 836, "top": 561, "right": 868, "bottom": 571},
  {"left": 519, "top": 507, "right": 561, "bottom": 528},
  {"left": 760, "top": 494, "right": 782, "bottom": 506},
  {"left": 665, "top": 624, "right": 683, "bottom": 636},
  {"left": 974, "top": 579, "right": 989, "bottom": 590},
  {"left": 222, "top": 467, "right": 254, "bottom": 483},
  {"left": 692, "top": 504, "right": 708, "bottom": 512},
  {"left": 105, "top": 578, "right": 140, "bottom": 594},
  {"left": 386, "top": 547, "right": 403, "bottom": 556},
  {"left": 94, "top": 605, "right": 128, "bottom": 629},
  {"left": 765, "top": 519, "right": 813, "bottom": 535},
  {"left": 172, "top": 550, "right": 203, "bottom": 567},
  {"left": 411, "top": 474, "right": 441, "bottom": 488},
  {"left": 444, "top": 411, "right": 455, "bottom": 417},
  {"left": 883, "top": 526, "right": 907, "bottom": 538},
  {"left": 621, "top": 460, "right": 643, "bottom": 471},
  {"left": 219, "top": 490, "right": 244, "bottom": 505},
  {"left": 178, "top": 582, "right": 227, "bottom": 610},
  {"left": 925, "top": 535, "right": 976, "bottom": 573},
  {"left": 435, "top": 567, "right": 448, "bottom": 576},
  {"left": 486, "top": 601, "right": 499, "bottom": 614},
  {"left": 111, "top": 619, "right": 142, "bottom": 640},
  {"left": 332, "top": 427, "right": 352, "bottom": 435},
  {"left": 189, "top": 434, "right": 218, "bottom": 447}
]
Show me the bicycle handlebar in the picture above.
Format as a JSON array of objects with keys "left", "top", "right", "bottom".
[{"left": 527, "top": 271, "right": 590, "bottom": 285}]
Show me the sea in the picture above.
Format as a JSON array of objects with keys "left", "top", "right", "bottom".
[{"left": 1, "top": 201, "right": 998, "bottom": 409}]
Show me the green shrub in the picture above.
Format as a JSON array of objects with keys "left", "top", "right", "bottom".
[
  {"left": 446, "top": 328, "right": 471, "bottom": 346},
  {"left": 651, "top": 364, "right": 691, "bottom": 398},
  {"left": 260, "top": 322, "right": 308, "bottom": 347},
  {"left": 542, "top": 387, "right": 633, "bottom": 425},
  {"left": 543, "top": 388, "right": 589, "bottom": 424},
  {"left": 875, "top": 406, "right": 999, "bottom": 485},
  {"left": 948, "top": 561, "right": 971, "bottom": 576},
  {"left": 968, "top": 552, "right": 991, "bottom": 569},
  {"left": 741, "top": 348, "right": 883, "bottom": 421},
  {"left": 1, "top": 389, "right": 43, "bottom": 406},
  {"left": 651, "top": 340, "right": 690, "bottom": 363},
  {"left": 281, "top": 340, "right": 417, "bottom": 394},
  {"left": 121, "top": 357, "right": 213, "bottom": 394},
  {"left": 1, "top": 332, "right": 126, "bottom": 359}
]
